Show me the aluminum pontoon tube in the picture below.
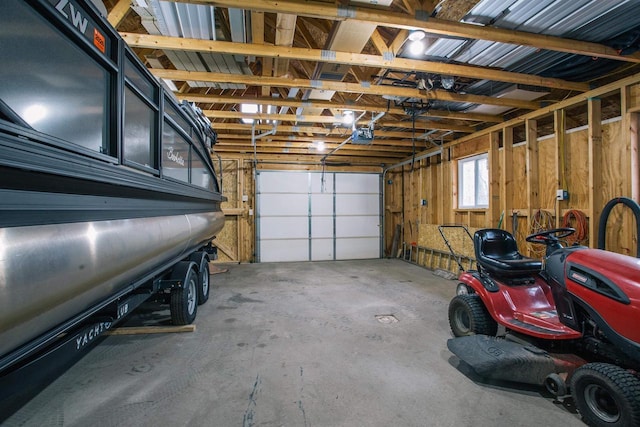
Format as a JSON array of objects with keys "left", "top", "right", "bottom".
[{"left": 0, "top": 211, "right": 224, "bottom": 359}]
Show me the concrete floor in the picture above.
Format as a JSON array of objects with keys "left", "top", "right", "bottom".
[{"left": 4, "top": 259, "right": 584, "bottom": 426}]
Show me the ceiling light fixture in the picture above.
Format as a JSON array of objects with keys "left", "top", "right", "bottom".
[
  {"left": 409, "top": 39, "right": 425, "bottom": 56},
  {"left": 441, "top": 75, "right": 455, "bottom": 90},
  {"left": 408, "top": 30, "right": 425, "bottom": 42},
  {"left": 342, "top": 110, "right": 354, "bottom": 125}
]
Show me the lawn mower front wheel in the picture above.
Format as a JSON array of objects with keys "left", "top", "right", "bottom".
[{"left": 448, "top": 294, "right": 498, "bottom": 337}]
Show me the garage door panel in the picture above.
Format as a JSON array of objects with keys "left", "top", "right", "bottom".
[
  {"left": 259, "top": 193, "right": 309, "bottom": 216},
  {"left": 312, "top": 216, "right": 333, "bottom": 238},
  {"left": 258, "top": 171, "right": 308, "bottom": 193},
  {"left": 310, "top": 173, "right": 333, "bottom": 193},
  {"left": 311, "top": 194, "right": 333, "bottom": 215},
  {"left": 336, "top": 216, "right": 379, "bottom": 238},
  {"left": 335, "top": 194, "right": 379, "bottom": 215},
  {"left": 311, "top": 239, "right": 334, "bottom": 261},
  {"left": 260, "top": 239, "right": 309, "bottom": 262},
  {"left": 336, "top": 237, "right": 380, "bottom": 259},
  {"left": 260, "top": 216, "right": 308, "bottom": 239},
  {"left": 335, "top": 173, "right": 378, "bottom": 193}
]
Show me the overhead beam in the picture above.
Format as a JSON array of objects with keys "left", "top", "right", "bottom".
[
  {"left": 216, "top": 140, "right": 416, "bottom": 151},
  {"left": 171, "top": 0, "right": 640, "bottom": 64},
  {"left": 204, "top": 111, "right": 475, "bottom": 132},
  {"left": 151, "top": 69, "right": 542, "bottom": 110},
  {"left": 176, "top": 93, "right": 503, "bottom": 122},
  {"left": 122, "top": 32, "right": 588, "bottom": 91},
  {"left": 107, "top": 0, "right": 130, "bottom": 28}
]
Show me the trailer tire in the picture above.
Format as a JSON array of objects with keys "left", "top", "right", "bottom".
[
  {"left": 571, "top": 362, "right": 640, "bottom": 427},
  {"left": 170, "top": 263, "right": 198, "bottom": 325},
  {"left": 448, "top": 294, "right": 497, "bottom": 337},
  {"left": 191, "top": 252, "right": 211, "bottom": 305}
]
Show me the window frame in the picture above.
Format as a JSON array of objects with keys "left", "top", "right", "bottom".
[
  {"left": 457, "top": 153, "right": 489, "bottom": 209},
  {"left": 121, "top": 50, "right": 160, "bottom": 174}
]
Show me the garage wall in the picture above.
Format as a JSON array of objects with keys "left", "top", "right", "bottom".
[{"left": 257, "top": 171, "right": 381, "bottom": 262}]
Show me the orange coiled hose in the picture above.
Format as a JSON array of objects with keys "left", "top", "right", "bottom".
[{"left": 562, "top": 209, "right": 589, "bottom": 245}]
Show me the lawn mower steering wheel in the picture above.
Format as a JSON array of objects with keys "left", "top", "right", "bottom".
[{"left": 526, "top": 228, "right": 575, "bottom": 245}]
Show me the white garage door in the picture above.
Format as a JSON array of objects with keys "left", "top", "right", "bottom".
[{"left": 257, "top": 171, "right": 380, "bottom": 262}]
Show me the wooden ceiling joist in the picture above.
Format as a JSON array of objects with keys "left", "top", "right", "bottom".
[
  {"left": 173, "top": 0, "right": 640, "bottom": 64},
  {"left": 122, "top": 32, "right": 588, "bottom": 91},
  {"left": 151, "top": 69, "right": 541, "bottom": 110},
  {"left": 107, "top": 0, "right": 130, "bottom": 28},
  {"left": 177, "top": 94, "right": 503, "bottom": 122},
  {"left": 203, "top": 111, "right": 474, "bottom": 132}
]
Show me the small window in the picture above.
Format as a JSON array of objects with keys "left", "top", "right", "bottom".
[
  {"left": 458, "top": 153, "right": 488, "bottom": 209},
  {"left": 191, "top": 152, "right": 215, "bottom": 191},
  {"left": 164, "top": 100, "right": 191, "bottom": 136},
  {"left": 125, "top": 57, "right": 155, "bottom": 100},
  {"left": 162, "top": 121, "right": 190, "bottom": 183},
  {"left": 123, "top": 87, "right": 156, "bottom": 168}
]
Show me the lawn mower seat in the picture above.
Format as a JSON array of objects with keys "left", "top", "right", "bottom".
[{"left": 474, "top": 229, "right": 542, "bottom": 277}]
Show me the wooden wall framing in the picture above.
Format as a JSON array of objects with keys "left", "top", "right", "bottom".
[
  {"left": 213, "top": 73, "right": 640, "bottom": 267},
  {"left": 385, "top": 72, "right": 640, "bottom": 272}
]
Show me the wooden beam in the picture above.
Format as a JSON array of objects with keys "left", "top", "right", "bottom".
[
  {"left": 151, "top": 69, "right": 541, "bottom": 110},
  {"left": 176, "top": 93, "right": 503, "bottom": 122},
  {"left": 274, "top": 14, "right": 297, "bottom": 77},
  {"left": 525, "top": 118, "right": 539, "bottom": 255},
  {"left": 204, "top": 111, "right": 474, "bottom": 132},
  {"left": 369, "top": 30, "right": 390, "bottom": 55},
  {"left": 107, "top": 0, "right": 130, "bottom": 28},
  {"left": 554, "top": 109, "right": 565, "bottom": 228},
  {"left": 488, "top": 131, "right": 500, "bottom": 227},
  {"left": 121, "top": 33, "right": 588, "bottom": 91},
  {"left": 216, "top": 140, "right": 413, "bottom": 153},
  {"left": 501, "top": 127, "right": 514, "bottom": 232},
  {"left": 588, "top": 98, "right": 602, "bottom": 248},
  {"left": 175, "top": 0, "right": 640, "bottom": 63},
  {"left": 215, "top": 145, "right": 404, "bottom": 158}
]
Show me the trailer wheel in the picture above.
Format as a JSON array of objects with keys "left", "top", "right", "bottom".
[
  {"left": 571, "top": 363, "right": 640, "bottom": 427},
  {"left": 170, "top": 264, "right": 198, "bottom": 325},
  {"left": 196, "top": 254, "right": 210, "bottom": 305},
  {"left": 448, "top": 294, "right": 497, "bottom": 337}
]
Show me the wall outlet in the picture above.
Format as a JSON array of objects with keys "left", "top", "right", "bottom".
[
  {"left": 242, "top": 194, "right": 249, "bottom": 202},
  {"left": 556, "top": 189, "right": 569, "bottom": 201}
]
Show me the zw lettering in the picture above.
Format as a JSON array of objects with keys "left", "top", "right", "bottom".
[{"left": 55, "top": 0, "right": 88, "bottom": 33}]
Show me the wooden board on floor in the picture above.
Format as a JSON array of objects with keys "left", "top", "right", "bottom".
[{"left": 104, "top": 325, "right": 196, "bottom": 335}]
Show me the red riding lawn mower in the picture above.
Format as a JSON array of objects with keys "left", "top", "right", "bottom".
[{"left": 445, "top": 198, "right": 640, "bottom": 427}]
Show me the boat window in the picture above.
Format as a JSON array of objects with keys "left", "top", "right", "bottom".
[
  {"left": 165, "top": 100, "right": 191, "bottom": 137},
  {"left": 191, "top": 152, "right": 216, "bottom": 191},
  {"left": 123, "top": 87, "right": 156, "bottom": 169},
  {"left": 0, "top": 0, "right": 109, "bottom": 154},
  {"left": 162, "top": 121, "right": 191, "bottom": 183},
  {"left": 125, "top": 57, "right": 155, "bottom": 101}
]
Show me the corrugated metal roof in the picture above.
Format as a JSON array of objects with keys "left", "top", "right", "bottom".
[
  {"left": 421, "top": 0, "right": 640, "bottom": 111},
  {"left": 133, "top": 0, "right": 249, "bottom": 90}
]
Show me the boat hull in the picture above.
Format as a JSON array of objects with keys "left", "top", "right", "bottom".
[{"left": 0, "top": 210, "right": 224, "bottom": 360}]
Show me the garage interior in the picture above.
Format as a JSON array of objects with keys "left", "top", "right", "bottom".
[
  {"left": 4, "top": 0, "right": 640, "bottom": 425},
  {"left": 101, "top": 0, "right": 640, "bottom": 266}
]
